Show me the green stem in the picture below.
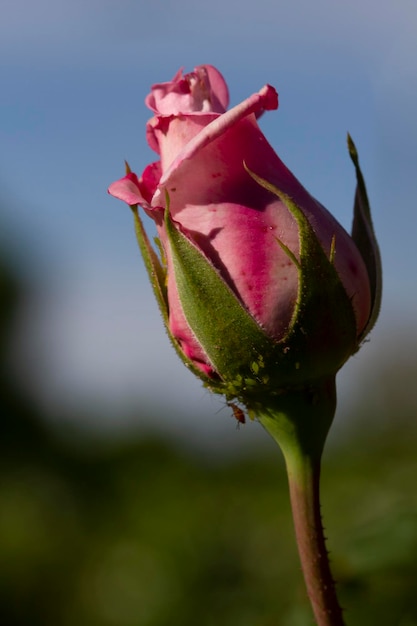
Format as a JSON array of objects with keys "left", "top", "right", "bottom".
[{"left": 255, "top": 378, "right": 345, "bottom": 626}]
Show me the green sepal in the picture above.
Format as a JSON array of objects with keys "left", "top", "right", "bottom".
[
  {"left": 130, "top": 200, "right": 212, "bottom": 386},
  {"left": 245, "top": 167, "right": 358, "bottom": 390},
  {"left": 131, "top": 205, "right": 168, "bottom": 323},
  {"left": 348, "top": 134, "right": 382, "bottom": 339},
  {"left": 164, "top": 204, "right": 274, "bottom": 396},
  {"left": 124, "top": 160, "right": 168, "bottom": 323}
]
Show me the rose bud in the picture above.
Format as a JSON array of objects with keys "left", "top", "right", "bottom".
[{"left": 108, "top": 65, "right": 381, "bottom": 405}]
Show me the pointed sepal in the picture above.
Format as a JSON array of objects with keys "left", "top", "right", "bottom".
[
  {"left": 245, "top": 166, "right": 358, "bottom": 389},
  {"left": 348, "top": 134, "right": 382, "bottom": 339},
  {"left": 129, "top": 193, "right": 212, "bottom": 385},
  {"left": 130, "top": 205, "right": 169, "bottom": 324},
  {"left": 164, "top": 203, "right": 274, "bottom": 396}
]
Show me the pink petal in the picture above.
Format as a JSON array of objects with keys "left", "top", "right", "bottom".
[
  {"left": 108, "top": 164, "right": 162, "bottom": 207},
  {"left": 144, "top": 65, "right": 229, "bottom": 117},
  {"left": 108, "top": 172, "right": 145, "bottom": 205},
  {"left": 140, "top": 161, "right": 162, "bottom": 202},
  {"left": 156, "top": 84, "right": 278, "bottom": 195},
  {"left": 198, "top": 64, "right": 229, "bottom": 112}
]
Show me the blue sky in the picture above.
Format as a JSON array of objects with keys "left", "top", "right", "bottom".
[{"left": 1, "top": 0, "right": 416, "bottom": 446}]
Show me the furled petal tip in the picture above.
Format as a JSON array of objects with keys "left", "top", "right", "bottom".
[
  {"left": 108, "top": 161, "right": 162, "bottom": 207},
  {"left": 145, "top": 64, "right": 230, "bottom": 116},
  {"left": 156, "top": 84, "right": 279, "bottom": 192},
  {"left": 259, "top": 84, "right": 279, "bottom": 111},
  {"left": 108, "top": 172, "right": 144, "bottom": 206}
]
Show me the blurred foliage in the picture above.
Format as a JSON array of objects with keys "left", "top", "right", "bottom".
[{"left": 1, "top": 256, "right": 417, "bottom": 626}]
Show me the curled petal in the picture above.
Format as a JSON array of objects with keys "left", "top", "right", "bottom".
[
  {"left": 202, "top": 64, "right": 230, "bottom": 112},
  {"left": 108, "top": 172, "right": 145, "bottom": 206},
  {"left": 156, "top": 85, "right": 278, "bottom": 196},
  {"left": 145, "top": 64, "right": 229, "bottom": 116},
  {"left": 108, "top": 162, "right": 162, "bottom": 206}
]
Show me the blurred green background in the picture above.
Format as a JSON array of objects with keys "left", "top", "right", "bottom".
[{"left": 1, "top": 252, "right": 417, "bottom": 626}]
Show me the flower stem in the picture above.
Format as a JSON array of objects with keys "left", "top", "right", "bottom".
[
  {"left": 255, "top": 378, "right": 345, "bottom": 626},
  {"left": 285, "top": 449, "right": 345, "bottom": 626}
]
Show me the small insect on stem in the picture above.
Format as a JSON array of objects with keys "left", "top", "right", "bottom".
[{"left": 228, "top": 402, "right": 246, "bottom": 427}]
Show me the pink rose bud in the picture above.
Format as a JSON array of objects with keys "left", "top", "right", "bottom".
[{"left": 109, "top": 66, "right": 381, "bottom": 403}]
